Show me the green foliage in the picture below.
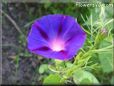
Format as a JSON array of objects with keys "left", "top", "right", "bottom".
[
  {"left": 73, "top": 69, "right": 99, "bottom": 84},
  {"left": 111, "top": 75, "right": 114, "bottom": 84},
  {"left": 98, "top": 40, "right": 113, "bottom": 73},
  {"left": 66, "top": 62, "right": 73, "bottom": 68},
  {"left": 14, "top": 55, "right": 19, "bottom": 69},
  {"left": 39, "top": 64, "right": 48, "bottom": 74},
  {"left": 43, "top": 74, "right": 62, "bottom": 85},
  {"left": 99, "top": 52, "right": 113, "bottom": 73}
]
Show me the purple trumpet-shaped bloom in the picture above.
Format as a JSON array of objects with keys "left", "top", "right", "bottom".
[{"left": 27, "top": 14, "right": 86, "bottom": 60}]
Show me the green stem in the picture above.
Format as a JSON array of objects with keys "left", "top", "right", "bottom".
[{"left": 60, "top": 65, "right": 81, "bottom": 83}]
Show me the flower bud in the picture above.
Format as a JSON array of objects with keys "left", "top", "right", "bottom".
[
  {"left": 100, "top": 28, "right": 108, "bottom": 38},
  {"left": 94, "top": 28, "right": 108, "bottom": 49}
]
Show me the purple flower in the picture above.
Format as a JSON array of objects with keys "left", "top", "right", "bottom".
[{"left": 27, "top": 14, "right": 86, "bottom": 60}]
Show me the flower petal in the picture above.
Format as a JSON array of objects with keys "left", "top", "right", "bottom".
[
  {"left": 36, "top": 14, "right": 63, "bottom": 40},
  {"left": 27, "top": 25, "right": 49, "bottom": 51}
]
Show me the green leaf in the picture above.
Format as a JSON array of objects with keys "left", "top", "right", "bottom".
[
  {"left": 98, "top": 40, "right": 113, "bottom": 73},
  {"left": 39, "top": 64, "right": 48, "bottom": 74},
  {"left": 99, "top": 52, "right": 113, "bottom": 73},
  {"left": 73, "top": 69, "right": 99, "bottom": 84},
  {"left": 43, "top": 74, "right": 62, "bottom": 85},
  {"left": 66, "top": 62, "right": 73, "bottom": 68},
  {"left": 111, "top": 75, "right": 114, "bottom": 84}
]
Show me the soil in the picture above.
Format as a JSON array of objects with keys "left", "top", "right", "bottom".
[{"left": 2, "top": 3, "right": 45, "bottom": 85}]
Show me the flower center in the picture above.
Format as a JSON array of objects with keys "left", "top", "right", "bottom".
[{"left": 51, "top": 39, "right": 65, "bottom": 51}]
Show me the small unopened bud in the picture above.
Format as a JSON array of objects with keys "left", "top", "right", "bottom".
[
  {"left": 100, "top": 28, "right": 108, "bottom": 37},
  {"left": 94, "top": 28, "right": 108, "bottom": 49}
]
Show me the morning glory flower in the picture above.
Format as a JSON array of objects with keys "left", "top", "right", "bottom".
[{"left": 27, "top": 14, "right": 86, "bottom": 60}]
